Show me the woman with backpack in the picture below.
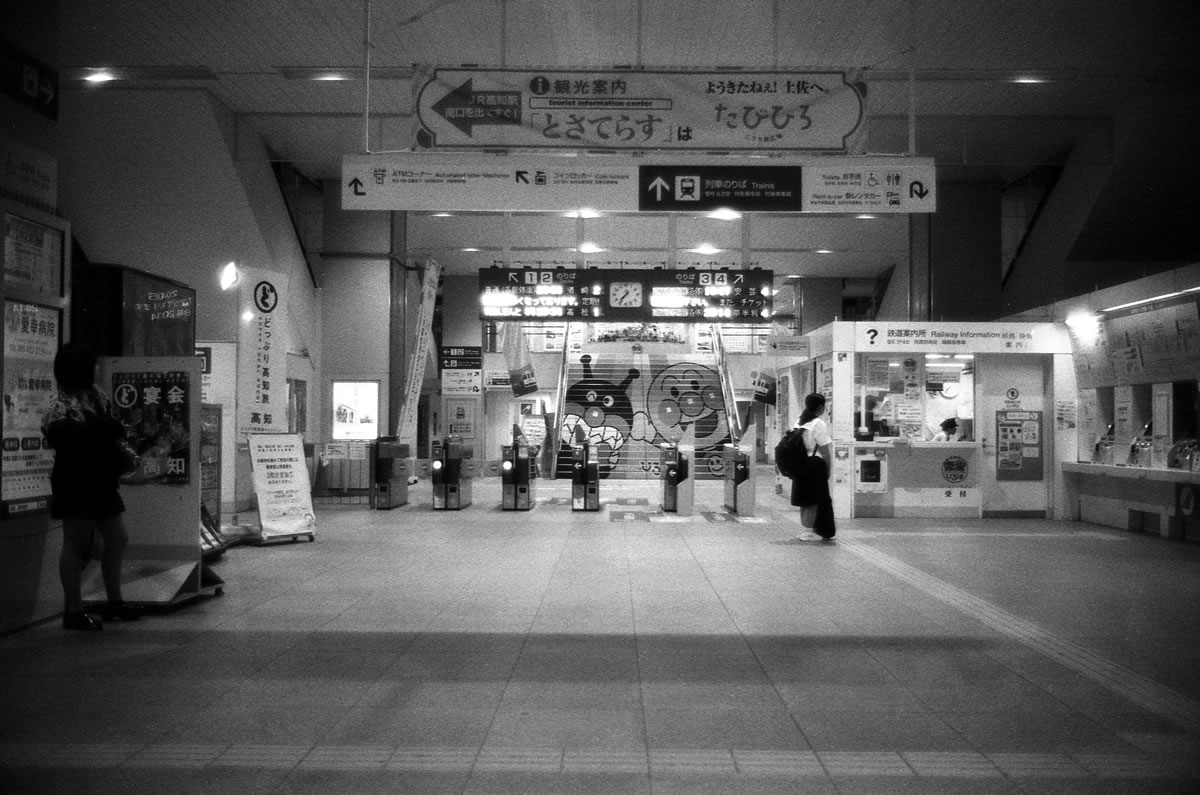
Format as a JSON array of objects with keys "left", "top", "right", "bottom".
[{"left": 787, "top": 392, "right": 835, "bottom": 541}]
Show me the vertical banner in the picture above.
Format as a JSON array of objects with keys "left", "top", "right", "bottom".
[
  {"left": 397, "top": 259, "right": 441, "bottom": 447},
  {"left": 501, "top": 322, "right": 538, "bottom": 396},
  {"left": 248, "top": 433, "right": 316, "bottom": 540},
  {"left": 112, "top": 369, "right": 191, "bottom": 484},
  {"left": 237, "top": 270, "right": 289, "bottom": 441},
  {"left": 751, "top": 346, "right": 777, "bottom": 405}
]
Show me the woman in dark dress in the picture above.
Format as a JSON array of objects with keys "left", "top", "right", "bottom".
[{"left": 42, "top": 344, "right": 140, "bottom": 630}]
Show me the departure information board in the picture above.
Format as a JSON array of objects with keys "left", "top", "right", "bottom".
[{"left": 478, "top": 268, "right": 773, "bottom": 323}]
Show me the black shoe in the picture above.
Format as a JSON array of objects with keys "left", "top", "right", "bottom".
[
  {"left": 102, "top": 602, "right": 144, "bottom": 622},
  {"left": 63, "top": 611, "right": 103, "bottom": 631}
]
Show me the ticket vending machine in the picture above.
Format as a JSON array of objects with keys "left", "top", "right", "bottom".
[
  {"left": 571, "top": 441, "right": 600, "bottom": 511},
  {"left": 431, "top": 435, "right": 473, "bottom": 510},
  {"left": 374, "top": 437, "right": 410, "bottom": 509},
  {"left": 722, "top": 444, "right": 754, "bottom": 515},
  {"left": 661, "top": 443, "right": 694, "bottom": 516},
  {"left": 501, "top": 440, "right": 537, "bottom": 511}
]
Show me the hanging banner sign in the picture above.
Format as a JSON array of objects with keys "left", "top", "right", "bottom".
[
  {"left": 343, "top": 153, "right": 933, "bottom": 214},
  {"left": 415, "top": 67, "right": 864, "bottom": 152},
  {"left": 248, "top": 433, "right": 316, "bottom": 540},
  {"left": 500, "top": 322, "right": 538, "bottom": 397},
  {"left": 854, "top": 322, "right": 1068, "bottom": 354},
  {"left": 396, "top": 260, "right": 441, "bottom": 446},
  {"left": 236, "top": 270, "right": 289, "bottom": 441},
  {"left": 766, "top": 335, "right": 811, "bottom": 357}
]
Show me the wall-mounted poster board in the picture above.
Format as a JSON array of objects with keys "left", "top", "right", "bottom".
[
  {"left": 996, "top": 410, "right": 1044, "bottom": 481},
  {"left": 1, "top": 300, "right": 60, "bottom": 516}
]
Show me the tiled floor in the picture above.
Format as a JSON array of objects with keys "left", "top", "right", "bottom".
[{"left": 2, "top": 474, "right": 1199, "bottom": 793}]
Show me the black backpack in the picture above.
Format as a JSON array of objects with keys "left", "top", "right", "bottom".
[{"left": 774, "top": 427, "right": 809, "bottom": 478}]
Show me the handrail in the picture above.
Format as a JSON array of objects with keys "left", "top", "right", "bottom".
[{"left": 710, "top": 324, "right": 743, "bottom": 442}]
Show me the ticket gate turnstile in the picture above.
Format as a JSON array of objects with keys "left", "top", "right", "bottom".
[
  {"left": 661, "top": 443, "right": 694, "bottom": 516},
  {"left": 501, "top": 443, "right": 537, "bottom": 510},
  {"left": 431, "top": 436, "right": 473, "bottom": 509},
  {"left": 374, "top": 437, "right": 410, "bottom": 509},
  {"left": 722, "top": 444, "right": 755, "bottom": 515},
  {"left": 571, "top": 442, "right": 600, "bottom": 511}
]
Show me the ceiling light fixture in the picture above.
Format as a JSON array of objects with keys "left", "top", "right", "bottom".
[
  {"left": 689, "top": 244, "right": 721, "bottom": 255},
  {"left": 706, "top": 208, "right": 742, "bottom": 220},
  {"left": 855, "top": 214, "right": 877, "bottom": 220},
  {"left": 83, "top": 70, "right": 117, "bottom": 84},
  {"left": 1100, "top": 286, "right": 1200, "bottom": 313},
  {"left": 578, "top": 241, "right": 603, "bottom": 254},
  {"left": 815, "top": 248, "right": 834, "bottom": 254},
  {"left": 564, "top": 208, "right": 602, "bottom": 219}
]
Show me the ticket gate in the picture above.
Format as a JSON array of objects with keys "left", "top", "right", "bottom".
[
  {"left": 571, "top": 441, "right": 600, "bottom": 511},
  {"left": 374, "top": 437, "right": 410, "bottom": 509},
  {"left": 431, "top": 435, "right": 473, "bottom": 510},
  {"left": 661, "top": 443, "right": 694, "bottom": 516},
  {"left": 501, "top": 442, "right": 537, "bottom": 510},
  {"left": 722, "top": 444, "right": 754, "bottom": 515}
]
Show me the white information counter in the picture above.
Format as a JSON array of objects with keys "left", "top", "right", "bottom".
[{"left": 852, "top": 440, "right": 982, "bottom": 519}]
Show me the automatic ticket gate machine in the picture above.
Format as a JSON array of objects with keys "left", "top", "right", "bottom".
[
  {"left": 373, "top": 437, "right": 410, "bottom": 509},
  {"left": 660, "top": 443, "right": 694, "bottom": 516},
  {"left": 501, "top": 426, "right": 537, "bottom": 511},
  {"left": 571, "top": 433, "right": 600, "bottom": 511},
  {"left": 722, "top": 443, "right": 755, "bottom": 515},
  {"left": 431, "top": 435, "right": 473, "bottom": 510}
]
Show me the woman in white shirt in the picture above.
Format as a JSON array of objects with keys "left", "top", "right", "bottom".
[{"left": 789, "top": 393, "right": 835, "bottom": 540}]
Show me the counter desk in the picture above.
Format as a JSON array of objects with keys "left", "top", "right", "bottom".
[
  {"left": 1062, "top": 462, "right": 1200, "bottom": 540},
  {"left": 851, "top": 440, "right": 982, "bottom": 519}
]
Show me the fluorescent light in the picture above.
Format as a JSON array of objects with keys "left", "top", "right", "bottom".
[
  {"left": 578, "top": 241, "right": 603, "bottom": 254},
  {"left": 462, "top": 247, "right": 480, "bottom": 252},
  {"left": 84, "top": 70, "right": 117, "bottom": 84},
  {"left": 815, "top": 249, "right": 834, "bottom": 254},
  {"left": 431, "top": 212, "right": 453, "bottom": 217},
  {"left": 855, "top": 214, "right": 877, "bottom": 220},
  {"left": 564, "top": 208, "right": 601, "bottom": 218},
  {"left": 689, "top": 244, "right": 721, "bottom": 255},
  {"left": 1101, "top": 286, "right": 1200, "bottom": 313},
  {"left": 706, "top": 208, "right": 742, "bottom": 220}
]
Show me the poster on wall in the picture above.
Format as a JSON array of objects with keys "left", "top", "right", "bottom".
[
  {"left": 237, "top": 270, "right": 289, "bottom": 440},
  {"left": 111, "top": 369, "right": 192, "bottom": 484},
  {"left": 3, "top": 212, "right": 63, "bottom": 297},
  {"left": 248, "top": 433, "right": 316, "bottom": 540},
  {"left": 996, "top": 410, "right": 1043, "bottom": 481},
  {"left": 2, "top": 300, "right": 59, "bottom": 516},
  {"left": 331, "top": 381, "right": 379, "bottom": 440}
]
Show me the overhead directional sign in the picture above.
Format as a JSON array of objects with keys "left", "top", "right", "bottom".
[
  {"left": 801, "top": 161, "right": 937, "bottom": 212},
  {"left": 416, "top": 67, "right": 864, "bottom": 152},
  {"left": 343, "top": 153, "right": 935, "bottom": 214},
  {"left": 638, "top": 165, "right": 804, "bottom": 211}
]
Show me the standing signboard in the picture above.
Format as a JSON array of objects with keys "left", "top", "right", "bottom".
[
  {"left": 248, "top": 433, "right": 316, "bottom": 542},
  {"left": 95, "top": 356, "right": 220, "bottom": 605},
  {"left": 237, "top": 269, "right": 289, "bottom": 440}
]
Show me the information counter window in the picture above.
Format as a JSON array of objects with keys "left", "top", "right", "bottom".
[{"left": 855, "top": 353, "right": 975, "bottom": 441}]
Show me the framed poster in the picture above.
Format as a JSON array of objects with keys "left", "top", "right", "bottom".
[
  {"left": 1, "top": 300, "right": 60, "bottom": 516},
  {"left": 3, "top": 212, "right": 64, "bottom": 297}
]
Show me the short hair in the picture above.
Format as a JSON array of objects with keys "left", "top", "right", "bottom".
[
  {"left": 940, "top": 417, "right": 958, "bottom": 430},
  {"left": 53, "top": 343, "right": 98, "bottom": 392}
]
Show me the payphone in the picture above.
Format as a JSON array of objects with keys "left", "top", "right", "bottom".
[
  {"left": 722, "top": 444, "right": 754, "bottom": 515},
  {"left": 661, "top": 443, "right": 694, "bottom": 516},
  {"left": 431, "top": 435, "right": 473, "bottom": 509}
]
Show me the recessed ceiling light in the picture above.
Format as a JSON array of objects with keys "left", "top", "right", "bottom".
[
  {"left": 462, "top": 247, "right": 480, "bottom": 252},
  {"left": 564, "top": 208, "right": 602, "bottom": 218},
  {"left": 815, "top": 249, "right": 834, "bottom": 254},
  {"left": 689, "top": 244, "right": 721, "bottom": 255},
  {"left": 84, "top": 70, "right": 117, "bottom": 84},
  {"left": 855, "top": 214, "right": 877, "bottom": 220},
  {"left": 578, "top": 241, "right": 603, "bottom": 254},
  {"left": 1012, "top": 76, "right": 1047, "bottom": 84},
  {"left": 706, "top": 208, "right": 742, "bottom": 220},
  {"left": 432, "top": 212, "right": 453, "bottom": 217}
]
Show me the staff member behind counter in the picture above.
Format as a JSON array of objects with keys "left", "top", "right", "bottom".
[{"left": 933, "top": 418, "right": 959, "bottom": 442}]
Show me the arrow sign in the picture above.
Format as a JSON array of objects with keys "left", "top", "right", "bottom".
[
  {"left": 349, "top": 177, "right": 365, "bottom": 196},
  {"left": 432, "top": 79, "right": 522, "bottom": 137},
  {"left": 909, "top": 181, "right": 929, "bottom": 199},
  {"left": 515, "top": 171, "right": 529, "bottom": 184},
  {"left": 648, "top": 176, "right": 670, "bottom": 201}
]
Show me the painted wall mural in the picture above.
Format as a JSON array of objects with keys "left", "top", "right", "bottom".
[{"left": 557, "top": 353, "right": 732, "bottom": 479}]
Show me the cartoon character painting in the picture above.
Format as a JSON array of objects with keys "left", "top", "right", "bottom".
[{"left": 559, "top": 355, "right": 639, "bottom": 476}]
